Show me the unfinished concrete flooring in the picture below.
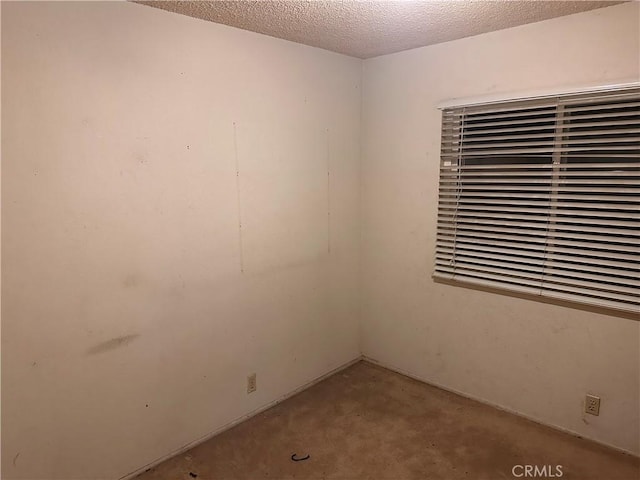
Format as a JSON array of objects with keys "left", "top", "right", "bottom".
[{"left": 136, "top": 361, "right": 639, "bottom": 480}]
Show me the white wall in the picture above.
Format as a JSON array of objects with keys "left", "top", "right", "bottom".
[
  {"left": 1, "top": 2, "right": 361, "bottom": 479},
  {"left": 361, "top": 2, "right": 639, "bottom": 455}
]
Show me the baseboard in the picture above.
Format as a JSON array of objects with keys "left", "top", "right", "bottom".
[
  {"left": 362, "top": 355, "right": 639, "bottom": 459},
  {"left": 119, "top": 355, "right": 364, "bottom": 480}
]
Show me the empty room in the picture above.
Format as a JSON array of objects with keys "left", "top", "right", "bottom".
[{"left": 2, "top": 1, "right": 639, "bottom": 479}]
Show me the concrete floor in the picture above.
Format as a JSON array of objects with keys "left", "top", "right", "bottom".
[{"left": 136, "top": 361, "right": 639, "bottom": 480}]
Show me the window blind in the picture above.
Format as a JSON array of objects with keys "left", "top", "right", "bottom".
[{"left": 435, "top": 87, "right": 640, "bottom": 314}]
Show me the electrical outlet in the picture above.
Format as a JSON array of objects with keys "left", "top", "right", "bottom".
[
  {"left": 585, "top": 394, "right": 600, "bottom": 416},
  {"left": 247, "top": 373, "right": 257, "bottom": 394}
]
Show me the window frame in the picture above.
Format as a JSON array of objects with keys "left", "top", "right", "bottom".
[{"left": 434, "top": 86, "right": 640, "bottom": 317}]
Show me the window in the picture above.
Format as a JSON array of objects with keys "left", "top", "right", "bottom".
[{"left": 435, "top": 87, "right": 639, "bottom": 314}]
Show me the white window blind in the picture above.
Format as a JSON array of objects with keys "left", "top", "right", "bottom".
[{"left": 435, "top": 87, "right": 640, "bottom": 314}]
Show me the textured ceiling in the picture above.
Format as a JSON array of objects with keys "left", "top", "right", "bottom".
[{"left": 135, "top": 1, "right": 625, "bottom": 59}]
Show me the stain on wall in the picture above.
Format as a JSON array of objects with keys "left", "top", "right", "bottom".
[{"left": 86, "top": 334, "right": 140, "bottom": 355}]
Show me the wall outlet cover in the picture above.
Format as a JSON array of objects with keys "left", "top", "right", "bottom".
[
  {"left": 247, "top": 373, "right": 257, "bottom": 394},
  {"left": 585, "top": 394, "right": 600, "bottom": 416}
]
